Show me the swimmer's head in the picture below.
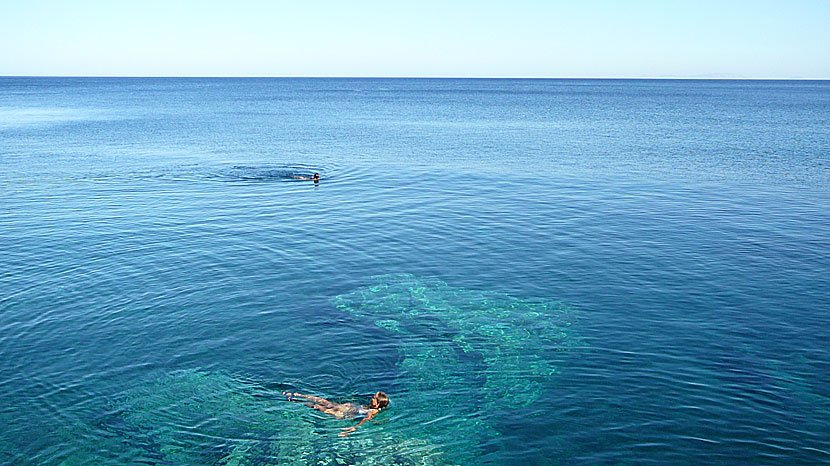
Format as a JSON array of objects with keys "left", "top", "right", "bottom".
[
  {"left": 370, "top": 391, "right": 389, "bottom": 409},
  {"left": 313, "top": 173, "right": 320, "bottom": 181}
]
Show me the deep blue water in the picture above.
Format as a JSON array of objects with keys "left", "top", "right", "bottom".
[{"left": 1, "top": 78, "right": 829, "bottom": 465}]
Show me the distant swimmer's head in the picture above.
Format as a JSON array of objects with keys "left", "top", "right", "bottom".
[
  {"left": 313, "top": 172, "right": 320, "bottom": 181},
  {"left": 369, "top": 391, "right": 389, "bottom": 410}
]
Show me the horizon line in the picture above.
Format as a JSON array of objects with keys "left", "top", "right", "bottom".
[{"left": 2, "top": 75, "right": 829, "bottom": 81}]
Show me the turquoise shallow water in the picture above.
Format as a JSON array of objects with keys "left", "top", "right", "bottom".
[{"left": 1, "top": 78, "right": 829, "bottom": 465}]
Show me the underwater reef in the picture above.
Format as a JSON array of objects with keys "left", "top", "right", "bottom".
[
  {"left": 45, "top": 274, "right": 576, "bottom": 465},
  {"left": 96, "top": 370, "right": 453, "bottom": 466},
  {"left": 333, "top": 274, "right": 579, "bottom": 460}
]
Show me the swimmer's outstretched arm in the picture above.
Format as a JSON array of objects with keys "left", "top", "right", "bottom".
[{"left": 338, "top": 410, "right": 377, "bottom": 437}]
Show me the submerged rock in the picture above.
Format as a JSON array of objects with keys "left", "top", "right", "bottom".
[
  {"left": 106, "top": 370, "right": 454, "bottom": 466},
  {"left": 334, "top": 274, "right": 577, "bottom": 404},
  {"left": 333, "top": 274, "right": 578, "bottom": 459},
  {"left": 56, "top": 275, "right": 575, "bottom": 465}
]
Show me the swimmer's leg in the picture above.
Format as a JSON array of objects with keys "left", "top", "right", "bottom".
[
  {"left": 309, "top": 403, "right": 345, "bottom": 419},
  {"left": 283, "top": 392, "right": 333, "bottom": 405}
]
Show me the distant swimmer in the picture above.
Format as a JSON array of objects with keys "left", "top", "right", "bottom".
[
  {"left": 293, "top": 172, "right": 320, "bottom": 182},
  {"left": 283, "top": 391, "right": 389, "bottom": 436}
]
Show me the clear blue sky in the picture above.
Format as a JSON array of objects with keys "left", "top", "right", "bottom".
[{"left": 1, "top": 0, "right": 828, "bottom": 78}]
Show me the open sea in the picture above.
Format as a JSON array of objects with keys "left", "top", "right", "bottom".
[{"left": 1, "top": 77, "right": 828, "bottom": 465}]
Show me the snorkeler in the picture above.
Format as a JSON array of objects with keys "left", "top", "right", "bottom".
[
  {"left": 293, "top": 172, "right": 320, "bottom": 182},
  {"left": 283, "top": 391, "right": 389, "bottom": 436}
]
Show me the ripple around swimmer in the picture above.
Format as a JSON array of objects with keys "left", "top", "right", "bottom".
[
  {"left": 107, "top": 163, "right": 334, "bottom": 185},
  {"left": 162, "top": 161, "right": 373, "bottom": 187},
  {"left": 200, "top": 164, "right": 327, "bottom": 183}
]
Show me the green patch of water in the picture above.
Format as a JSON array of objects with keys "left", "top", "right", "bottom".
[
  {"left": 102, "top": 370, "right": 454, "bottom": 466},
  {"left": 42, "top": 274, "right": 576, "bottom": 465},
  {"left": 333, "top": 274, "right": 579, "bottom": 459}
]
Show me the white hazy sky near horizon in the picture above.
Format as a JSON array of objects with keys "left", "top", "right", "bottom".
[{"left": 1, "top": 0, "right": 828, "bottom": 78}]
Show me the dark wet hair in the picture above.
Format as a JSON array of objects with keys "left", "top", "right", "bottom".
[
  {"left": 313, "top": 172, "right": 320, "bottom": 179},
  {"left": 374, "top": 391, "right": 389, "bottom": 409}
]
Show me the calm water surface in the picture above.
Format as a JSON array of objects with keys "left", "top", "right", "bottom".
[{"left": 1, "top": 78, "right": 829, "bottom": 465}]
